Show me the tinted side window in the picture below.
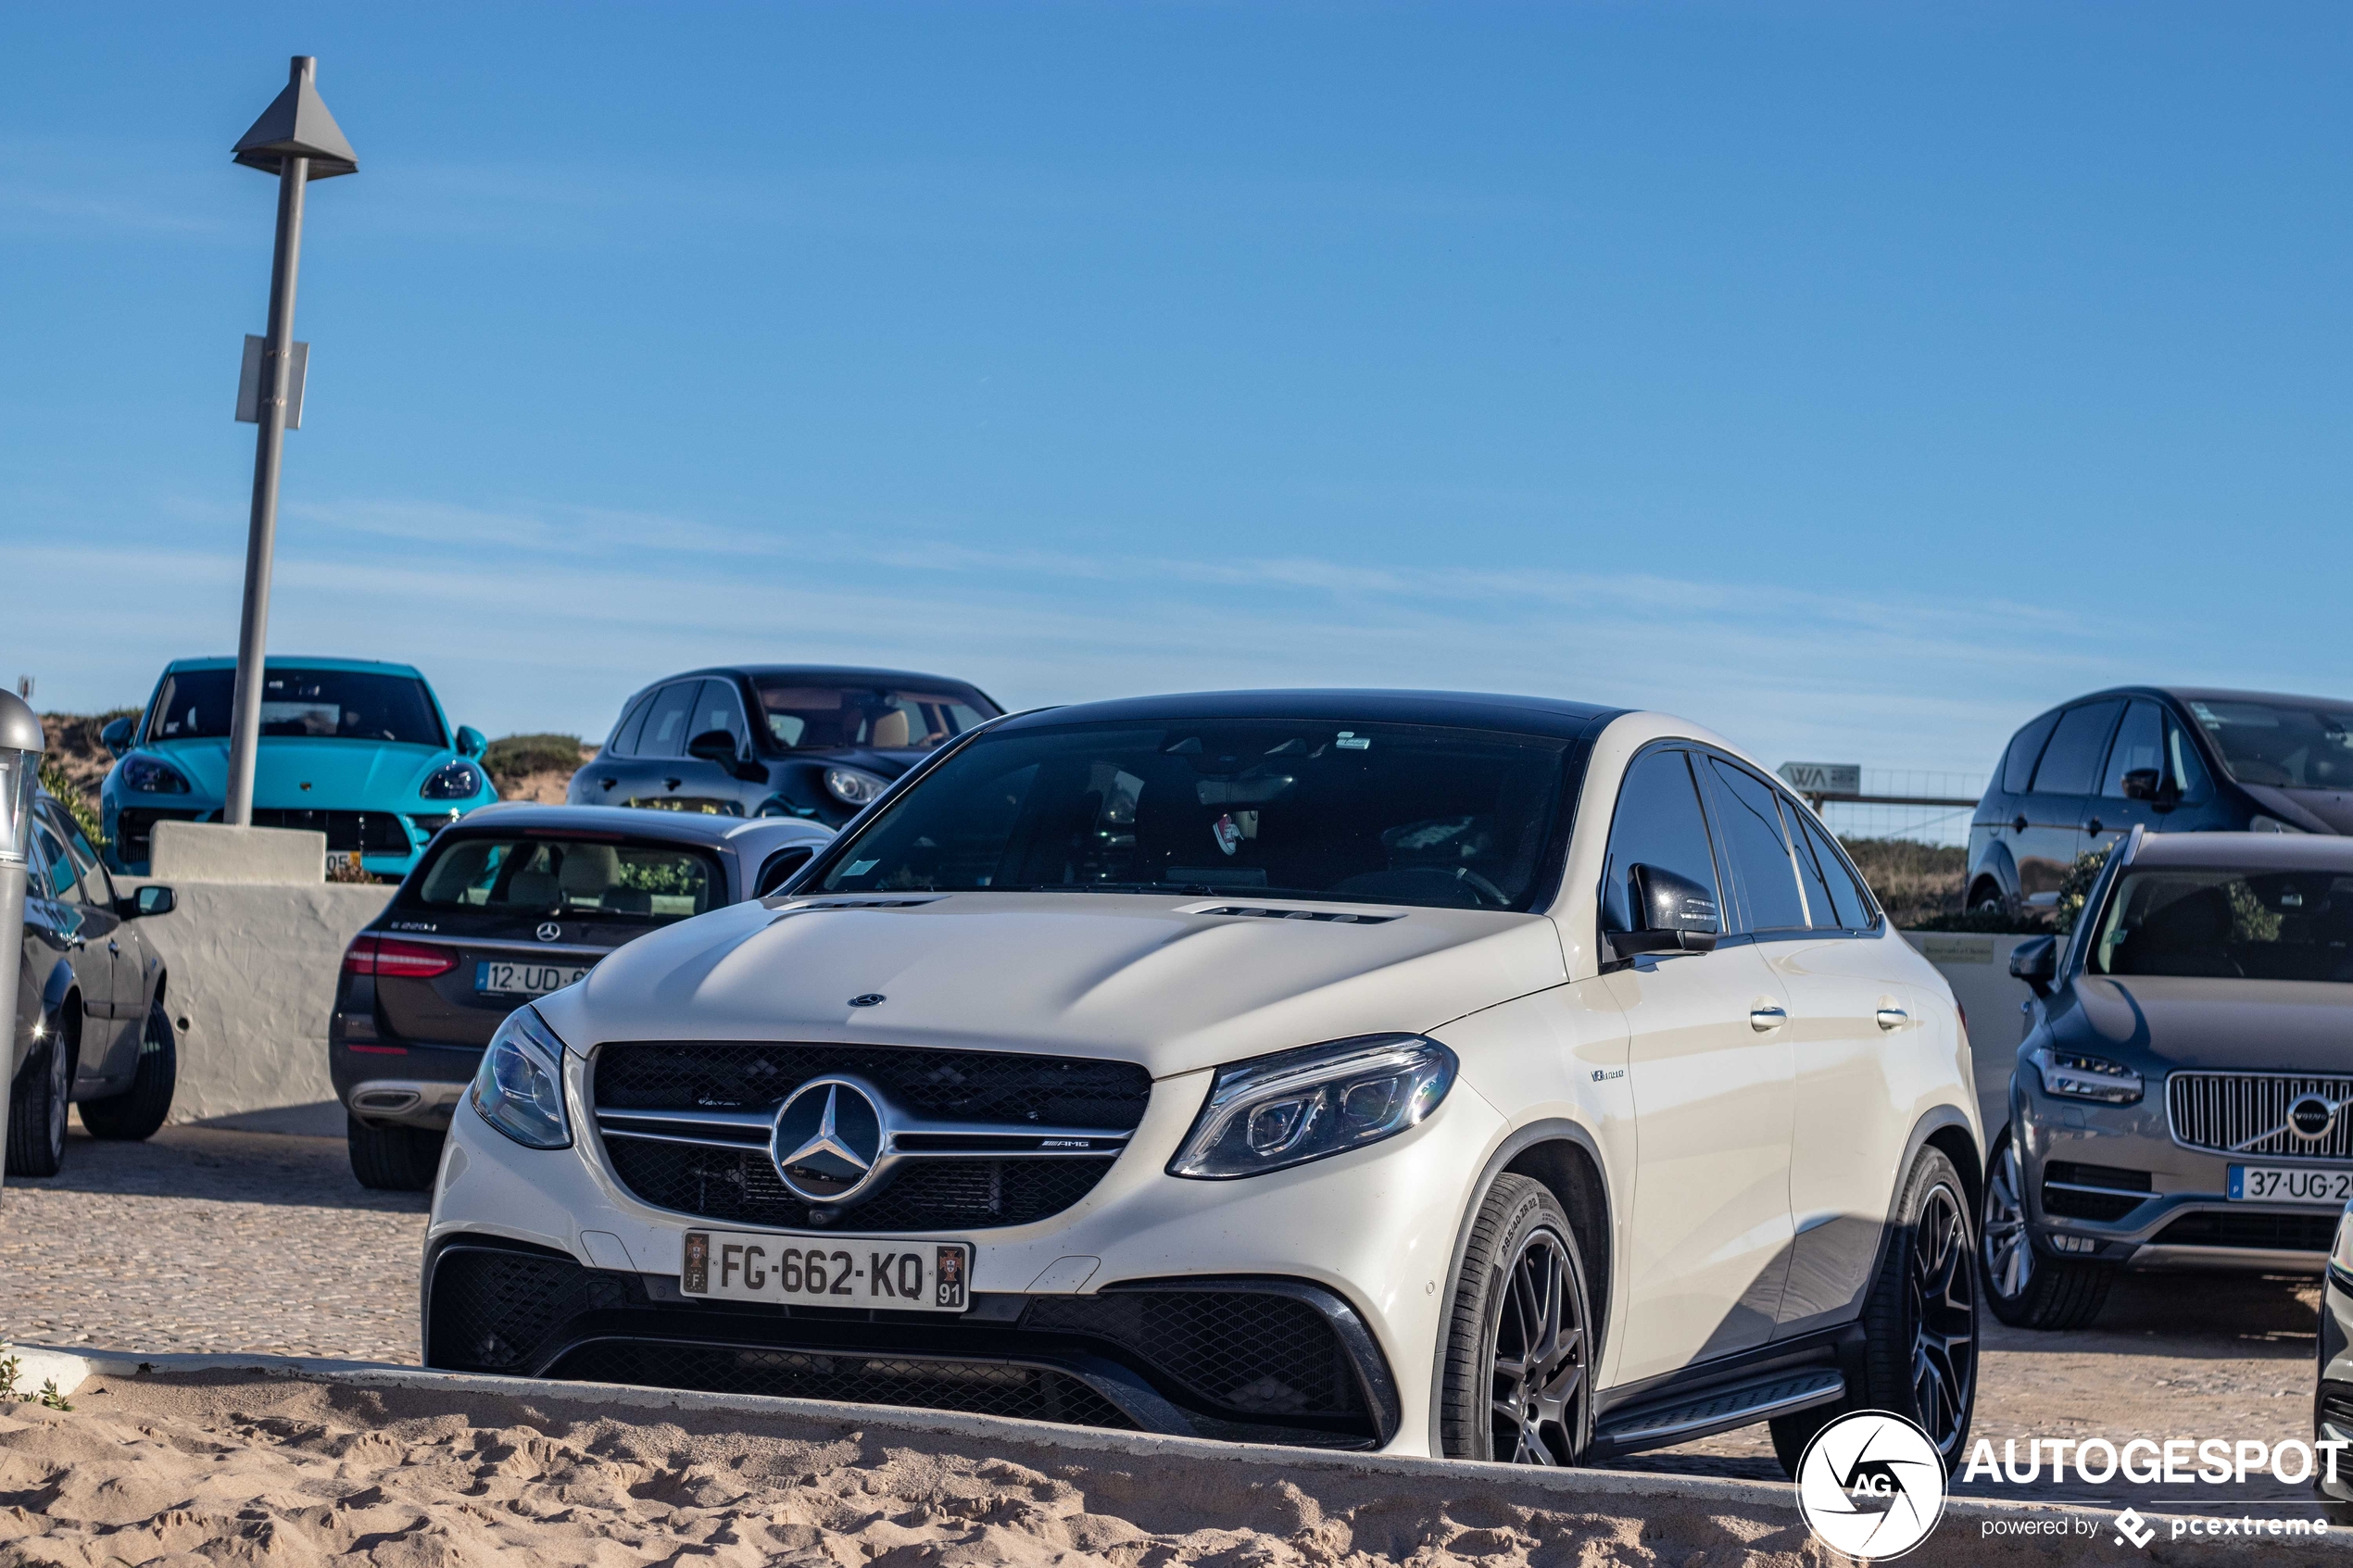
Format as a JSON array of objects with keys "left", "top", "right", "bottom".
[
  {"left": 2030, "top": 700, "right": 2124, "bottom": 797},
  {"left": 1599, "top": 749, "right": 1721, "bottom": 935},
  {"left": 636, "top": 683, "right": 702, "bottom": 759},
  {"left": 31, "top": 821, "right": 81, "bottom": 902},
  {"left": 2001, "top": 710, "right": 2061, "bottom": 795},
  {"left": 2100, "top": 700, "right": 2167, "bottom": 798},
  {"left": 1705, "top": 758, "right": 1808, "bottom": 932},
  {"left": 1794, "top": 814, "right": 1875, "bottom": 929},
  {"left": 48, "top": 807, "right": 113, "bottom": 905},
  {"left": 689, "top": 679, "right": 751, "bottom": 751},
  {"left": 2166, "top": 715, "right": 2212, "bottom": 804},
  {"left": 610, "top": 689, "right": 658, "bottom": 757}
]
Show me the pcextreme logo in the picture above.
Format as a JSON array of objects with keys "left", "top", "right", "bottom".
[{"left": 1794, "top": 1410, "right": 1948, "bottom": 1560}]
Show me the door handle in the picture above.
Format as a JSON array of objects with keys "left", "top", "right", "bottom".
[
  {"left": 2086, "top": 819, "right": 2104, "bottom": 835},
  {"left": 1876, "top": 1007, "right": 1908, "bottom": 1031},
  {"left": 2010, "top": 816, "right": 2028, "bottom": 833},
  {"left": 65, "top": 934, "right": 84, "bottom": 949},
  {"left": 1750, "top": 1004, "right": 1787, "bottom": 1032},
  {"left": 107, "top": 939, "right": 120, "bottom": 955}
]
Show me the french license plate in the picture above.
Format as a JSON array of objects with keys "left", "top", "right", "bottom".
[
  {"left": 681, "top": 1230, "right": 972, "bottom": 1312},
  {"left": 474, "top": 960, "right": 593, "bottom": 997},
  {"left": 2228, "top": 1165, "right": 2353, "bottom": 1206}
]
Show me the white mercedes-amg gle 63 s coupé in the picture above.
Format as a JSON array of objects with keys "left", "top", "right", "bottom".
[{"left": 424, "top": 690, "right": 1982, "bottom": 1473}]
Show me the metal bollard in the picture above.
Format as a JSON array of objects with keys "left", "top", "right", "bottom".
[{"left": 0, "top": 692, "right": 47, "bottom": 1198}]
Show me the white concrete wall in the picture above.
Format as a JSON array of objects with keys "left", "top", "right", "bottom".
[
  {"left": 1905, "top": 930, "right": 2045, "bottom": 1138},
  {"left": 117, "top": 879, "right": 393, "bottom": 1132}
]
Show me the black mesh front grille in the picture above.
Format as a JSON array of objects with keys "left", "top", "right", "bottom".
[
  {"left": 2322, "top": 1380, "right": 2353, "bottom": 1432},
  {"left": 593, "top": 1041, "right": 1152, "bottom": 1127},
  {"left": 2154, "top": 1211, "right": 2337, "bottom": 1250},
  {"left": 547, "top": 1341, "right": 1137, "bottom": 1428},
  {"left": 1026, "top": 1291, "right": 1359, "bottom": 1419},
  {"left": 426, "top": 1247, "right": 1389, "bottom": 1448},
  {"left": 427, "top": 1245, "right": 631, "bottom": 1372},
  {"left": 604, "top": 1137, "right": 1117, "bottom": 1231},
  {"left": 249, "top": 807, "right": 414, "bottom": 854},
  {"left": 116, "top": 808, "right": 202, "bottom": 864}
]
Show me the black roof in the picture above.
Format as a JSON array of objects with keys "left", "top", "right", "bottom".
[
  {"left": 2065, "top": 684, "right": 2353, "bottom": 711},
  {"left": 635, "top": 665, "right": 1002, "bottom": 714},
  {"left": 993, "top": 689, "right": 1626, "bottom": 740},
  {"left": 441, "top": 802, "right": 831, "bottom": 849}
]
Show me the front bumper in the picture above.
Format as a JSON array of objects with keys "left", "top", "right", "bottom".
[
  {"left": 426, "top": 1047, "right": 1507, "bottom": 1456},
  {"left": 2015, "top": 1074, "right": 2346, "bottom": 1275}
]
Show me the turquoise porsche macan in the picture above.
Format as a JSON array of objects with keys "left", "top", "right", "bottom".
[{"left": 100, "top": 657, "right": 499, "bottom": 876}]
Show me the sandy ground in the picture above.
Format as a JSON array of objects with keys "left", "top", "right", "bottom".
[{"left": 2, "top": 1370, "right": 2282, "bottom": 1568}]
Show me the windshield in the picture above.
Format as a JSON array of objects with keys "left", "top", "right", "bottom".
[
  {"left": 2184, "top": 697, "right": 2353, "bottom": 789},
  {"left": 749, "top": 677, "right": 995, "bottom": 753},
  {"left": 817, "top": 719, "right": 1570, "bottom": 909},
  {"left": 2088, "top": 866, "right": 2353, "bottom": 982},
  {"left": 148, "top": 668, "right": 446, "bottom": 747},
  {"left": 406, "top": 834, "right": 722, "bottom": 922}
]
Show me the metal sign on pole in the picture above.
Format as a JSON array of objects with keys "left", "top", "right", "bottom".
[
  {"left": 220, "top": 56, "right": 358, "bottom": 828},
  {"left": 0, "top": 691, "right": 48, "bottom": 1198}
]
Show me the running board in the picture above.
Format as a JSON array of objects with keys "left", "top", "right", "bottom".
[{"left": 1592, "top": 1368, "right": 1846, "bottom": 1456}]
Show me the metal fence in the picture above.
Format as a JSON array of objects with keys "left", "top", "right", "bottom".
[{"left": 1806, "top": 770, "right": 1986, "bottom": 848}]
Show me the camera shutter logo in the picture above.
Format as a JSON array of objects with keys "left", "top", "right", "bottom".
[{"left": 1793, "top": 1410, "right": 1947, "bottom": 1559}]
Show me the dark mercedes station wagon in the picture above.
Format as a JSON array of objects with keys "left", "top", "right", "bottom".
[{"left": 330, "top": 803, "right": 831, "bottom": 1189}]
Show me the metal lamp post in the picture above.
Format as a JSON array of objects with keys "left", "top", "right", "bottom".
[
  {"left": 0, "top": 692, "right": 47, "bottom": 1198},
  {"left": 222, "top": 56, "right": 359, "bottom": 827}
]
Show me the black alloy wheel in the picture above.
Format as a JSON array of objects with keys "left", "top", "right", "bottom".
[
  {"left": 6, "top": 1017, "right": 74, "bottom": 1178},
  {"left": 1977, "top": 1124, "right": 2111, "bottom": 1331},
  {"left": 1441, "top": 1173, "right": 1594, "bottom": 1466},
  {"left": 1909, "top": 1178, "right": 1975, "bottom": 1455}
]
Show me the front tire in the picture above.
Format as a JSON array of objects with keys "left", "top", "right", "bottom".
[
  {"left": 6, "top": 1020, "right": 74, "bottom": 1178},
  {"left": 1979, "top": 1123, "right": 2111, "bottom": 1331},
  {"left": 1771, "top": 1145, "right": 1979, "bottom": 1475},
  {"left": 1439, "top": 1173, "right": 1594, "bottom": 1465},
  {"left": 347, "top": 1114, "right": 445, "bottom": 1191},
  {"left": 78, "top": 1002, "right": 178, "bottom": 1141}
]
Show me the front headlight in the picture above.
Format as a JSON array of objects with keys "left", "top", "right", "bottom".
[
  {"left": 421, "top": 759, "right": 486, "bottom": 801},
  {"left": 1169, "top": 1034, "right": 1456, "bottom": 1180},
  {"left": 2332, "top": 1202, "right": 2353, "bottom": 1282},
  {"left": 120, "top": 755, "right": 191, "bottom": 795},
  {"left": 469, "top": 1007, "right": 572, "bottom": 1148},
  {"left": 2029, "top": 1046, "right": 2144, "bottom": 1105},
  {"left": 824, "top": 766, "right": 887, "bottom": 808}
]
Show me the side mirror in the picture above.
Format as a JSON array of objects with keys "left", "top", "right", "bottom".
[
  {"left": 1611, "top": 863, "right": 1722, "bottom": 958},
  {"left": 118, "top": 884, "right": 175, "bottom": 920},
  {"left": 2009, "top": 934, "right": 2057, "bottom": 997},
  {"left": 2120, "top": 769, "right": 2158, "bottom": 801},
  {"left": 99, "top": 717, "right": 133, "bottom": 755},
  {"left": 455, "top": 725, "right": 486, "bottom": 758},
  {"left": 686, "top": 729, "right": 740, "bottom": 765}
]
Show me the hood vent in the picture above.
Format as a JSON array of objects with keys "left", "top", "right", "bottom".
[{"left": 1202, "top": 905, "right": 1399, "bottom": 925}]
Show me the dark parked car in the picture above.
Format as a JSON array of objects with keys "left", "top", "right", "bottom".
[
  {"left": 568, "top": 666, "right": 1001, "bottom": 827},
  {"left": 1968, "top": 686, "right": 2353, "bottom": 916},
  {"left": 13, "top": 793, "right": 178, "bottom": 1178},
  {"left": 329, "top": 803, "right": 832, "bottom": 1189},
  {"left": 1986, "top": 830, "right": 2353, "bottom": 1330}
]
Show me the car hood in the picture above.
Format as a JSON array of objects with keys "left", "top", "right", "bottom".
[
  {"left": 2057, "top": 973, "right": 2353, "bottom": 1073},
  {"left": 535, "top": 892, "right": 1568, "bottom": 1080},
  {"left": 138, "top": 737, "right": 457, "bottom": 806},
  {"left": 2241, "top": 782, "right": 2353, "bottom": 834}
]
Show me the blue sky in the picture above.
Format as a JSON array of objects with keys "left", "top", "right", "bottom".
[{"left": 5, "top": 4, "right": 2347, "bottom": 777}]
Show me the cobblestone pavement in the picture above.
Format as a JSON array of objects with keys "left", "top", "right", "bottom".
[{"left": 0, "top": 1123, "right": 427, "bottom": 1363}]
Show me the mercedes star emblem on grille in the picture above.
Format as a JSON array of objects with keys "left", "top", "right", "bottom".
[
  {"left": 2289, "top": 1094, "right": 2338, "bottom": 1140},
  {"left": 772, "top": 1078, "right": 886, "bottom": 1201},
  {"left": 536, "top": 922, "right": 561, "bottom": 942}
]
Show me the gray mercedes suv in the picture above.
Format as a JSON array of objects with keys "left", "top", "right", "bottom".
[{"left": 1984, "top": 829, "right": 2353, "bottom": 1329}]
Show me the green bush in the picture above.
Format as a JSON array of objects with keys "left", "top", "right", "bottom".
[{"left": 483, "top": 734, "right": 584, "bottom": 782}]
